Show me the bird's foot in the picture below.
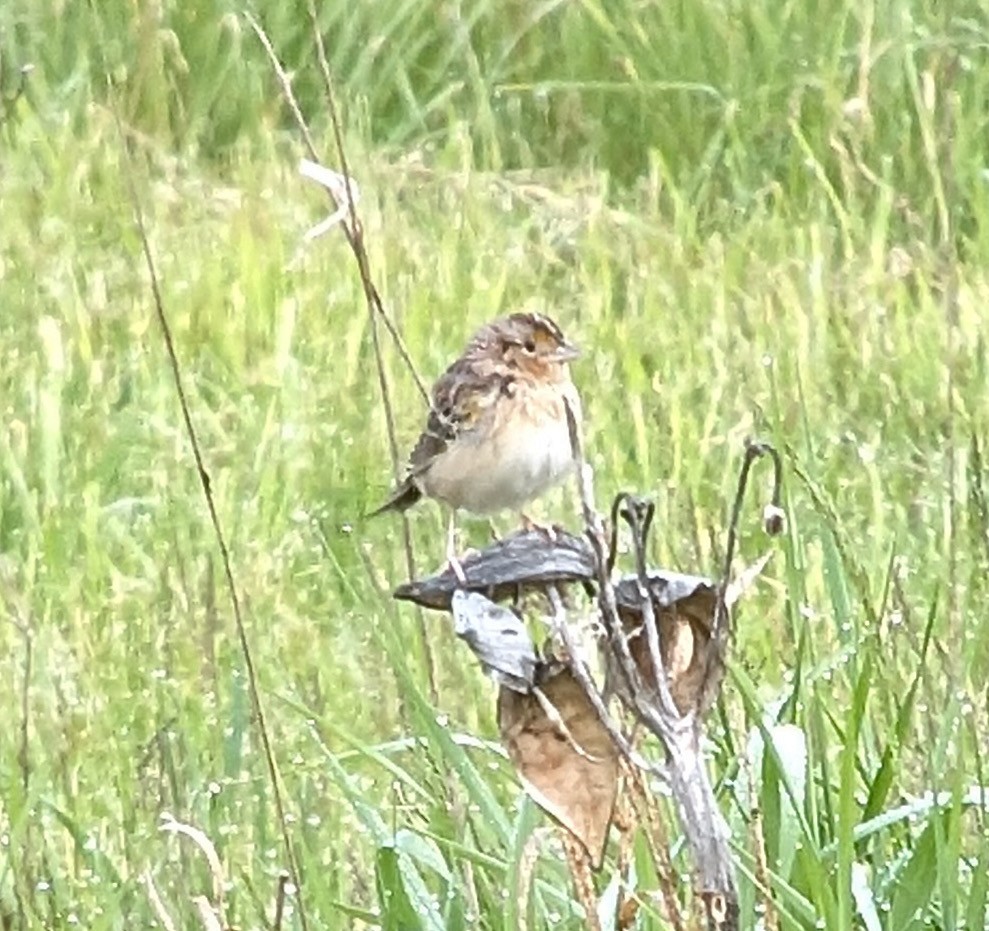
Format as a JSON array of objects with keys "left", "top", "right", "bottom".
[
  {"left": 446, "top": 552, "right": 468, "bottom": 586},
  {"left": 445, "top": 515, "right": 468, "bottom": 585},
  {"left": 487, "top": 518, "right": 502, "bottom": 544},
  {"left": 520, "top": 512, "right": 559, "bottom": 542}
]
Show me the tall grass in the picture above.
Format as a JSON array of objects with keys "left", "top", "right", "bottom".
[
  {"left": 6, "top": 0, "right": 989, "bottom": 227},
  {"left": 1, "top": 0, "right": 988, "bottom": 928}
]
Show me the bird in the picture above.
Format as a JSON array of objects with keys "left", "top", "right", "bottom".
[{"left": 371, "top": 311, "right": 582, "bottom": 571}]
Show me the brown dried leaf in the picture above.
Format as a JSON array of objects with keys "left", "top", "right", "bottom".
[{"left": 498, "top": 668, "right": 619, "bottom": 869}]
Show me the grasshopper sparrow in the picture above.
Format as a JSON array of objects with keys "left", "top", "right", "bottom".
[{"left": 372, "top": 312, "right": 582, "bottom": 560}]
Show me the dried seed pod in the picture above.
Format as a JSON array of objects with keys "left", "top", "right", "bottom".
[
  {"left": 499, "top": 667, "right": 619, "bottom": 869},
  {"left": 762, "top": 504, "right": 787, "bottom": 536},
  {"left": 612, "top": 572, "right": 719, "bottom": 716},
  {"left": 393, "top": 528, "right": 596, "bottom": 611},
  {"left": 450, "top": 590, "right": 540, "bottom": 693}
]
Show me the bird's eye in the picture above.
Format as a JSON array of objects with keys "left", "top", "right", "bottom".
[{"left": 523, "top": 339, "right": 536, "bottom": 353}]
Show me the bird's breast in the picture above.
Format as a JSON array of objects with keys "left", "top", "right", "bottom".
[{"left": 420, "top": 382, "right": 579, "bottom": 514}]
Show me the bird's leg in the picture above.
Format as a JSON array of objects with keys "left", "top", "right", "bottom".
[
  {"left": 446, "top": 511, "right": 467, "bottom": 585},
  {"left": 487, "top": 517, "right": 502, "bottom": 543},
  {"left": 520, "top": 511, "right": 558, "bottom": 542}
]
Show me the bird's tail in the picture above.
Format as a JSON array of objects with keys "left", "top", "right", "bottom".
[{"left": 367, "top": 478, "right": 422, "bottom": 517}]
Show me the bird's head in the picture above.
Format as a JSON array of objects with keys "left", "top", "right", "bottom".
[{"left": 481, "top": 312, "right": 579, "bottom": 382}]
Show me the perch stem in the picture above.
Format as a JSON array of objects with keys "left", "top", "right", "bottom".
[
  {"left": 563, "top": 404, "right": 646, "bottom": 710},
  {"left": 620, "top": 496, "right": 686, "bottom": 724}
]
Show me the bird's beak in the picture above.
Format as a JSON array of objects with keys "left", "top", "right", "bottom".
[{"left": 551, "top": 341, "right": 581, "bottom": 363}]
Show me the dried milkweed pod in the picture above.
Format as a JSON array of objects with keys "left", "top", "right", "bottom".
[
  {"left": 393, "top": 528, "right": 595, "bottom": 612},
  {"left": 498, "top": 666, "right": 619, "bottom": 870},
  {"left": 450, "top": 590, "right": 542, "bottom": 694},
  {"left": 612, "top": 570, "right": 719, "bottom": 715}
]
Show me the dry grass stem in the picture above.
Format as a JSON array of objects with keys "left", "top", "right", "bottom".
[
  {"left": 142, "top": 870, "right": 178, "bottom": 931},
  {"left": 247, "top": 9, "right": 439, "bottom": 701}
]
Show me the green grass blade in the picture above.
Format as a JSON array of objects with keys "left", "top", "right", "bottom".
[{"left": 836, "top": 644, "right": 874, "bottom": 931}]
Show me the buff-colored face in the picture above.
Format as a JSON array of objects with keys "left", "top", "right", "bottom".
[{"left": 495, "top": 313, "right": 580, "bottom": 380}]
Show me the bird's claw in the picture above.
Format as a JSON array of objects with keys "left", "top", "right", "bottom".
[{"left": 520, "top": 513, "right": 559, "bottom": 542}]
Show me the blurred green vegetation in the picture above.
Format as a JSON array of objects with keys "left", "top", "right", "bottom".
[{"left": 7, "top": 0, "right": 989, "bottom": 232}]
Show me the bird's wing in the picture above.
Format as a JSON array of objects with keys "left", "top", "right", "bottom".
[
  {"left": 369, "top": 354, "right": 512, "bottom": 516},
  {"left": 406, "top": 359, "right": 510, "bottom": 476}
]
